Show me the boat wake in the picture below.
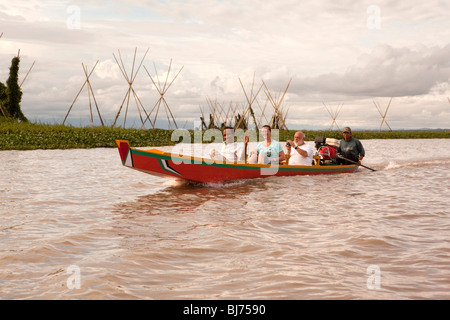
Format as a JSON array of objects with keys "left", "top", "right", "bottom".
[
  {"left": 200, "top": 179, "right": 250, "bottom": 189},
  {"left": 163, "top": 176, "right": 249, "bottom": 189},
  {"left": 383, "top": 158, "right": 450, "bottom": 171},
  {"left": 163, "top": 177, "right": 191, "bottom": 187}
]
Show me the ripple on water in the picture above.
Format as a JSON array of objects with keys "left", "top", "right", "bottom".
[{"left": 1, "top": 141, "right": 450, "bottom": 299}]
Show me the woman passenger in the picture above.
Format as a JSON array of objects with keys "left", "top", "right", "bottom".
[{"left": 248, "top": 125, "right": 285, "bottom": 164}]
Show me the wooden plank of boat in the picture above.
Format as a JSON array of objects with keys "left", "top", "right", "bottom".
[{"left": 116, "top": 140, "right": 359, "bottom": 183}]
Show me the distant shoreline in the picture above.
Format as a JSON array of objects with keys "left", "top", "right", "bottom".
[{"left": 1, "top": 121, "right": 449, "bottom": 151}]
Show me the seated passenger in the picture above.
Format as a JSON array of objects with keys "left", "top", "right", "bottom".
[
  {"left": 285, "top": 131, "right": 314, "bottom": 166},
  {"left": 248, "top": 125, "right": 285, "bottom": 164},
  {"left": 209, "top": 127, "right": 248, "bottom": 162}
]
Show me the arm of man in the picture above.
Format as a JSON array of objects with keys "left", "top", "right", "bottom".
[
  {"left": 239, "top": 136, "right": 249, "bottom": 161},
  {"left": 294, "top": 145, "right": 309, "bottom": 158},
  {"left": 356, "top": 139, "right": 365, "bottom": 162}
]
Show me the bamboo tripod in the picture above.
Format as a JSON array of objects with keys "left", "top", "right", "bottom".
[
  {"left": 63, "top": 61, "right": 104, "bottom": 126},
  {"left": 236, "top": 73, "right": 263, "bottom": 131},
  {"left": 256, "top": 98, "right": 271, "bottom": 127},
  {"left": 323, "top": 101, "right": 343, "bottom": 131},
  {"left": 200, "top": 98, "right": 243, "bottom": 130},
  {"left": 112, "top": 48, "right": 150, "bottom": 128},
  {"left": 262, "top": 79, "right": 291, "bottom": 130},
  {"left": 204, "top": 97, "right": 223, "bottom": 129},
  {"left": 373, "top": 97, "right": 393, "bottom": 131},
  {"left": 143, "top": 59, "right": 183, "bottom": 129}
]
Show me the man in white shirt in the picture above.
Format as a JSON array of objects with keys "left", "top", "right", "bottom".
[
  {"left": 209, "top": 127, "right": 248, "bottom": 162},
  {"left": 285, "top": 131, "right": 314, "bottom": 166}
]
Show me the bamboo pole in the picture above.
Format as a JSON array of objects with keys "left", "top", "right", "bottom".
[
  {"left": 20, "top": 61, "right": 36, "bottom": 88},
  {"left": 199, "top": 104, "right": 207, "bottom": 129},
  {"left": 381, "top": 97, "right": 393, "bottom": 132},
  {"left": 142, "top": 60, "right": 183, "bottom": 129},
  {"left": 82, "top": 63, "right": 104, "bottom": 126},
  {"left": 112, "top": 48, "right": 150, "bottom": 128},
  {"left": 224, "top": 100, "right": 233, "bottom": 126},
  {"left": 237, "top": 74, "right": 263, "bottom": 130},
  {"left": 0, "top": 104, "right": 7, "bottom": 120},
  {"left": 323, "top": 101, "right": 343, "bottom": 131},
  {"left": 374, "top": 97, "right": 393, "bottom": 132},
  {"left": 262, "top": 79, "right": 291, "bottom": 130},
  {"left": 63, "top": 61, "right": 99, "bottom": 125},
  {"left": 257, "top": 97, "right": 269, "bottom": 126},
  {"left": 86, "top": 67, "right": 93, "bottom": 125}
]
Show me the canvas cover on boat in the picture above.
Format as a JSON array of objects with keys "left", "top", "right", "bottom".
[
  {"left": 319, "top": 146, "right": 337, "bottom": 160},
  {"left": 325, "top": 138, "right": 340, "bottom": 148}
]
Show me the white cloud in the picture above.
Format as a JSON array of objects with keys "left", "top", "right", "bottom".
[
  {"left": 1, "top": 0, "right": 450, "bottom": 129},
  {"left": 95, "top": 59, "right": 121, "bottom": 80}
]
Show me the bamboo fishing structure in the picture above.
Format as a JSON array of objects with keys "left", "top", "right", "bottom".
[
  {"left": 262, "top": 79, "right": 291, "bottom": 130},
  {"left": 204, "top": 97, "right": 223, "bottom": 129},
  {"left": 63, "top": 61, "right": 105, "bottom": 126},
  {"left": 200, "top": 99, "right": 241, "bottom": 130},
  {"left": 256, "top": 96, "right": 270, "bottom": 128},
  {"left": 198, "top": 74, "right": 291, "bottom": 131},
  {"left": 2, "top": 33, "right": 37, "bottom": 102},
  {"left": 236, "top": 73, "right": 263, "bottom": 131},
  {"left": 322, "top": 101, "right": 343, "bottom": 131},
  {"left": 374, "top": 97, "right": 393, "bottom": 131},
  {"left": 112, "top": 48, "right": 151, "bottom": 128},
  {"left": 143, "top": 59, "right": 183, "bottom": 130}
]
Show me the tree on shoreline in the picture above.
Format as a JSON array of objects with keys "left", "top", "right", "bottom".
[
  {"left": 0, "top": 82, "right": 7, "bottom": 119},
  {"left": 0, "top": 56, "right": 28, "bottom": 122}
]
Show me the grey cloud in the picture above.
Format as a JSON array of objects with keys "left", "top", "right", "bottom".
[
  {"left": 291, "top": 44, "right": 450, "bottom": 97},
  {"left": 2, "top": 19, "right": 94, "bottom": 45}
]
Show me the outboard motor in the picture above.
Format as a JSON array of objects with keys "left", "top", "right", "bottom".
[
  {"left": 314, "top": 136, "right": 327, "bottom": 150},
  {"left": 315, "top": 136, "right": 339, "bottom": 163}
]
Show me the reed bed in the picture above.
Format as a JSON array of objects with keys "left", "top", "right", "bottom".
[{"left": 0, "top": 121, "right": 449, "bottom": 150}]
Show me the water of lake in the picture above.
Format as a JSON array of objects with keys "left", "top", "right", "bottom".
[{"left": 1, "top": 139, "right": 449, "bottom": 299}]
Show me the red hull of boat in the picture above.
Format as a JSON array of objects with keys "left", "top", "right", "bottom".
[{"left": 116, "top": 140, "right": 359, "bottom": 183}]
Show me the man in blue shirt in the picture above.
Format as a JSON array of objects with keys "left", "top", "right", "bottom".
[{"left": 337, "top": 127, "right": 365, "bottom": 165}]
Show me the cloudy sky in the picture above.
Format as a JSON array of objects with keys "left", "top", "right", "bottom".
[{"left": 1, "top": 0, "right": 450, "bottom": 130}]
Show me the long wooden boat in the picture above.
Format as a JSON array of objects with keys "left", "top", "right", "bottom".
[{"left": 116, "top": 140, "right": 359, "bottom": 183}]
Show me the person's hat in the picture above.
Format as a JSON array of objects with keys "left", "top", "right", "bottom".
[{"left": 342, "top": 127, "right": 352, "bottom": 133}]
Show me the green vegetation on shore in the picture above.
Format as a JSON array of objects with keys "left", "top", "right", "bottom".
[
  {"left": 0, "top": 121, "right": 173, "bottom": 150},
  {"left": 1, "top": 121, "right": 449, "bottom": 150}
]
